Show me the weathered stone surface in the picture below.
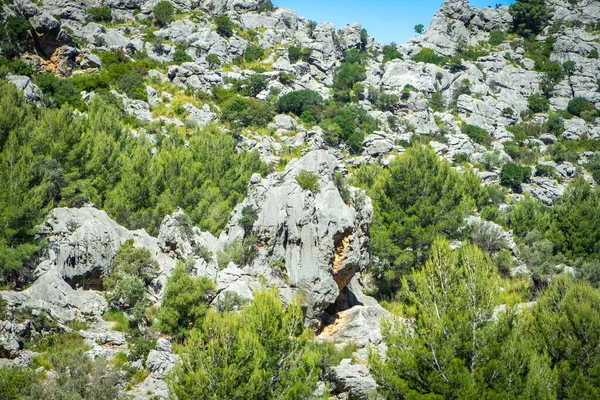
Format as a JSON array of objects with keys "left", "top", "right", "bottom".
[
  {"left": 216, "top": 151, "right": 373, "bottom": 326},
  {"left": 7, "top": 75, "right": 43, "bottom": 103},
  {"left": 331, "top": 359, "right": 379, "bottom": 400}
]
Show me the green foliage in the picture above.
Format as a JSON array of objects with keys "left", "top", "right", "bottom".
[
  {"left": 567, "top": 97, "right": 596, "bottom": 117},
  {"left": 30, "top": 349, "right": 121, "bottom": 400},
  {"left": 414, "top": 24, "right": 424, "bottom": 34},
  {"left": 257, "top": 0, "right": 276, "bottom": 13},
  {"left": 532, "top": 276, "right": 600, "bottom": 397},
  {"left": 333, "top": 61, "right": 366, "bottom": 98},
  {"left": 220, "top": 96, "right": 274, "bottom": 126},
  {"left": 549, "top": 177, "right": 600, "bottom": 260},
  {"left": 103, "top": 240, "right": 159, "bottom": 322},
  {"left": 528, "top": 93, "right": 550, "bottom": 113},
  {"left": 461, "top": 122, "right": 493, "bottom": 148},
  {"left": 104, "top": 309, "right": 131, "bottom": 332},
  {"left": 157, "top": 262, "right": 214, "bottom": 339},
  {"left": 535, "top": 164, "right": 557, "bottom": 178},
  {"left": 333, "top": 171, "right": 351, "bottom": 204},
  {"left": 173, "top": 43, "right": 193, "bottom": 63},
  {"left": 153, "top": 1, "right": 175, "bottom": 27},
  {"left": 215, "top": 15, "right": 235, "bottom": 38},
  {"left": 365, "top": 146, "right": 484, "bottom": 295},
  {"left": 488, "top": 29, "right": 506, "bottom": 45},
  {"left": 87, "top": 6, "right": 112, "bottom": 22},
  {"left": 545, "top": 113, "right": 565, "bottom": 135},
  {"left": 34, "top": 73, "right": 85, "bottom": 110},
  {"left": 0, "top": 85, "right": 267, "bottom": 282},
  {"left": 509, "top": 0, "right": 553, "bottom": 37},
  {"left": 411, "top": 47, "right": 448, "bottom": 65},
  {"left": 370, "top": 240, "right": 553, "bottom": 399},
  {"left": 429, "top": 91, "right": 445, "bottom": 112},
  {"left": 500, "top": 162, "right": 528, "bottom": 191},
  {"left": 0, "top": 367, "right": 39, "bottom": 399},
  {"left": 0, "top": 15, "right": 31, "bottom": 60},
  {"left": 168, "top": 289, "right": 322, "bottom": 399},
  {"left": 382, "top": 43, "right": 402, "bottom": 63},
  {"left": 239, "top": 205, "right": 259, "bottom": 233},
  {"left": 295, "top": 170, "right": 320, "bottom": 193},
  {"left": 244, "top": 44, "right": 265, "bottom": 62},
  {"left": 586, "top": 152, "right": 600, "bottom": 184},
  {"left": 287, "top": 46, "right": 302, "bottom": 63},
  {"left": 276, "top": 90, "right": 323, "bottom": 117},
  {"left": 206, "top": 53, "right": 221, "bottom": 67},
  {"left": 320, "top": 104, "right": 377, "bottom": 153}
]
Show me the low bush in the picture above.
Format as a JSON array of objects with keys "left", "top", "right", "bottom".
[
  {"left": 215, "top": 15, "right": 235, "bottom": 38},
  {"left": 567, "top": 97, "right": 595, "bottom": 117},
  {"left": 276, "top": 90, "right": 323, "bottom": 117},
  {"left": 411, "top": 47, "right": 448, "bottom": 65},
  {"left": 500, "top": 162, "right": 528, "bottom": 191},
  {"left": 527, "top": 93, "right": 549, "bottom": 113},
  {"left": 488, "top": 29, "right": 506, "bottom": 45},
  {"left": 461, "top": 122, "right": 493, "bottom": 147},
  {"left": 295, "top": 170, "right": 320, "bottom": 193},
  {"left": 153, "top": 1, "right": 174, "bottom": 27},
  {"left": 87, "top": 6, "right": 112, "bottom": 22}
]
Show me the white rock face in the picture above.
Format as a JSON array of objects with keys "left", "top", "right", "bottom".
[{"left": 217, "top": 150, "right": 373, "bottom": 326}]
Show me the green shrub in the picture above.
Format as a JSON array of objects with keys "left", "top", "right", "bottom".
[
  {"left": 382, "top": 43, "right": 402, "bottom": 63},
  {"left": 173, "top": 43, "right": 192, "bottom": 63},
  {"left": 34, "top": 73, "right": 85, "bottom": 110},
  {"left": 500, "top": 162, "right": 527, "bottom": 191},
  {"left": 414, "top": 24, "right": 424, "bottom": 34},
  {"left": 429, "top": 91, "right": 445, "bottom": 112},
  {"left": 333, "top": 171, "right": 351, "bottom": 204},
  {"left": 589, "top": 48, "right": 599, "bottom": 59},
  {"left": 215, "top": 15, "right": 235, "bottom": 38},
  {"left": 169, "top": 290, "right": 322, "bottom": 399},
  {"left": 153, "top": 1, "right": 174, "bottom": 27},
  {"left": 535, "top": 164, "right": 556, "bottom": 178},
  {"left": 509, "top": 0, "right": 553, "bottom": 37},
  {"left": 288, "top": 46, "right": 302, "bottom": 63},
  {"left": 567, "top": 97, "right": 595, "bottom": 117},
  {"left": 333, "top": 61, "right": 366, "bottom": 93},
  {"left": 206, "top": 53, "right": 221, "bottom": 67},
  {"left": 276, "top": 90, "right": 323, "bottom": 117},
  {"left": 527, "top": 93, "right": 549, "bottom": 113},
  {"left": 0, "top": 367, "right": 40, "bottom": 399},
  {"left": 239, "top": 205, "right": 259, "bottom": 233},
  {"left": 221, "top": 96, "right": 274, "bottom": 126},
  {"left": 104, "top": 309, "right": 131, "bottom": 332},
  {"left": 295, "top": 170, "right": 320, "bottom": 193},
  {"left": 157, "top": 262, "right": 214, "bottom": 339},
  {"left": 320, "top": 104, "right": 376, "bottom": 153},
  {"left": 103, "top": 240, "right": 158, "bottom": 322},
  {"left": 461, "top": 122, "right": 493, "bottom": 148},
  {"left": 244, "top": 44, "right": 265, "bottom": 62},
  {"left": 411, "top": 47, "right": 448, "bottom": 65},
  {"left": 87, "top": 6, "right": 112, "bottom": 22},
  {"left": 488, "top": 29, "right": 506, "bottom": 45},
  {"left": 545, "top": 113, "right": 564, "bottom": 135}
]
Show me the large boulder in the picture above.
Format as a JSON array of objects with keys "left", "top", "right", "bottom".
[{"left": 217, "top": 150, "right": 373, "bottom": 326}]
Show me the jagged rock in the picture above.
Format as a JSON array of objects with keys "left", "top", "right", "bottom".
[
  {"left": 146, "top": 339, "right": 178, "bottom": 379},
  {"left": 157, "top": 208, "right": 220, "bottom": 279},
  {"left": 522, "top": 177, "right": 566, "bottom": 205},
  {"left": 539, "top": 134, "right": 558, "bottom": 144},
  {"left": 403, "top": 0, "right": 511, "bottom": 56},
  {"left": 362, "top": 132, "right": 394, "bottom": 157},
  {"left": 1, "top": 270, "right": 107, "bottom": 322},
  {"left": 7, "top": 74, "right": 43, "bottom": 103},
  {"left": 0, "top": 320, "right": 30, "bottom": 358},
  {"left": 217, "top": 151, "right": 373, "bottom": 326},
  {"left": 270, "top": 114, "right": 297, "bottom": 131},
  {"left": 183, "top": 103, "right": 218, "bottom": 127},
  {"left": 331, "top": 359, "right": 379, "bottom": 400},
  {"left": 80, "top": 329, "right": 127, "bottom": 346}
]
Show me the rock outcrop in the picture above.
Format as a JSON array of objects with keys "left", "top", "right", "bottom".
[{"left": 216, "top": 150, "right": 373, "bottom": 326}]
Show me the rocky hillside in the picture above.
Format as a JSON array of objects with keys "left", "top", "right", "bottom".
[{"left": 1, "top": 0, "right": 600, "bottom": 398}]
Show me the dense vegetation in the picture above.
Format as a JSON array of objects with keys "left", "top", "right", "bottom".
[
  {"left": 0, "top": 80, "right": 266, "bottom": 285},
  {"left": 371, "top": 239, "right": 600, "bottom": 399}
]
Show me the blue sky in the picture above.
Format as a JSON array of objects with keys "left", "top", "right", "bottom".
[{"left": 272, "top": 0, "right": 514, "bottom": 45}]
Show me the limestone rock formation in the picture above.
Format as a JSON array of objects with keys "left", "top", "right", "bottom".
[{"left": 216, "top": 150, "right": 373, "bottom": 326}]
